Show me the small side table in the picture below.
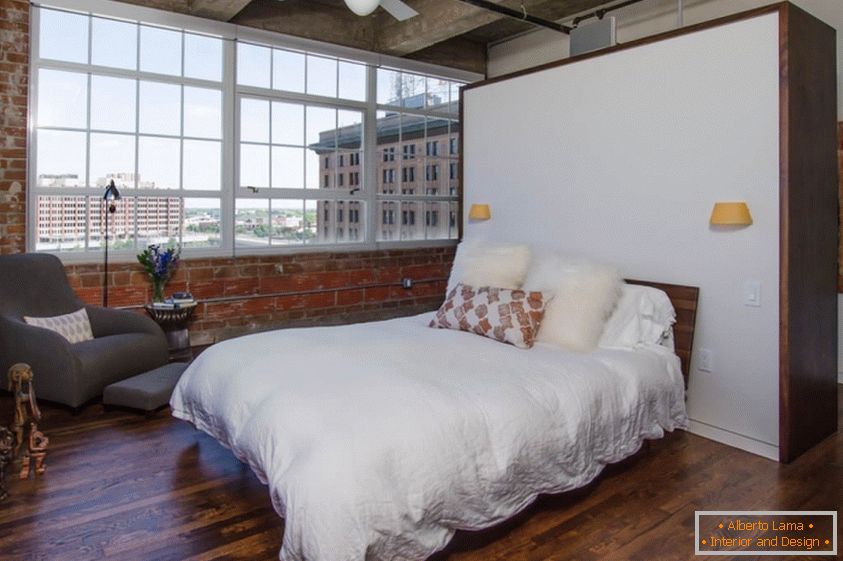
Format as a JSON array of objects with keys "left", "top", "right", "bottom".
[{"left": 144, "top": 304, "right": 197, "bottom": 362}]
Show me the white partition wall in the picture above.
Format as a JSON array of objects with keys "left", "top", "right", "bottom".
[{"left": 463, "top": 13, "right": 783, "bottom": 458}]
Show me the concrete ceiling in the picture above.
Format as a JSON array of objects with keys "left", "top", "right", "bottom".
[{"left": 123, "top": 0, "right": 614, "bottom": 74}]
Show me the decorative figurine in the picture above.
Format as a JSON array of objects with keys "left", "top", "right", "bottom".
[
  {"left": 6, "top": 363, "right": 48, "bottom": 483},
  {"left": 8, "top": 363, "right": 42, "bottom": 455},
  {"left": 19, "top": 423, "right": 49, "bottom": 480},
  {"left": 0, "top": 427, "right": 13, "bottom": 501}
]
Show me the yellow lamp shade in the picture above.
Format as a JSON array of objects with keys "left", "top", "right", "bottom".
[
  {"left": 710, "top": 202, "right": 752, "bottom": 226},
  {"left": 468, "top": 204, "right": 491, "bottom": 221}
]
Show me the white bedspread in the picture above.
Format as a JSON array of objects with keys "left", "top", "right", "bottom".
[{"left": 170, "top": 312, "right": 688, "bottom": 561}]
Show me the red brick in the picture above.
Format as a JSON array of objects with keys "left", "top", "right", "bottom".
[
  {"left": 364, "top": 286, "right": 391, "bottom": 302},
  {"left": 241, "top": 298, "right": 277, "bottom": 315},
  {"left": 187, "top": 267, "right": 215, "bottom": 282},
  {"left": 224, "top": 278, "right": 260, "bottom": 296},
  {"left": 336, "top": 289, "right": 365, "bottom": 306},
  {"left": 110, "top": 271, "right": 131, "bottom": 286}
]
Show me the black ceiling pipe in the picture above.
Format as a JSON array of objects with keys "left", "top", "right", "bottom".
[{"left": 455, "top": 0, "right": 572, "bottom": 34}]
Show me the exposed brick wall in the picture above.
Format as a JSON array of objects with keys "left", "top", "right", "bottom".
[
  {"left": 65, "top": 248, "right": 455, "bottom": 345},
  {"left": 0, "top": 0, "right": 28, "bottom": 255}
]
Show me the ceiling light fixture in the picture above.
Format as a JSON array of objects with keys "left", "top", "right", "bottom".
[
  {"left": 344, "top": 0, "right": 380, "bottom": 16},
  {"left": 343, "top": 0, "right": 419, "bottom": 21}
]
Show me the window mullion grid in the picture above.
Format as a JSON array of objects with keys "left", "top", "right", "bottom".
[
  {"left": 222, "top": 34, "right": 236, "bottom": 256},
  {"left": 133, "top": 27, "right": 141, "bottom": 252},
  {"left": 376, "top": 103, "right": 455, "bottom": 122},
  {"left": 26, "top": 6, "right": 40, "bottom": 252},
  {"left": 177, "top": 27, "right": 185, "bottom": 250},
  {"left": 85, "top": 32, "right": 93, "bottom": 249},
  {"left": 363, "top": 63, "right": 377, "bottom": 248},
  {"left": 423, "top": 112, "right": 428, "bottom": 241},
  {"left": 237, "top": 84, "right": 366, "bottom": 112},
  {"left": 36, "top": 58, "right": 223, "bottom": 90},
  {"left": 32, "top": 5, "right": 464, "bottom": 258},
  {"left": 268, "top": 95, "right": 274, "bottom": 244}
]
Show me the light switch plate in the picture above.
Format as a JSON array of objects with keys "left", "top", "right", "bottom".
[
  {"left": 699, "top": 349, "right": 714, "bottom": 373},
  {"left": 743, "top": 280, "right": 761, "bottom": 307}
]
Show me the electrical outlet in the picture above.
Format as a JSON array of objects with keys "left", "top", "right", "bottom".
[
  {"left": 275, "top": 264, "right": 284, "bottom": 274},
  {"left": 699, "top": 349, "right": 714, "bottom": 373},
  {"left": 402, "top": 278, "right": 413, "bottom": 289}
]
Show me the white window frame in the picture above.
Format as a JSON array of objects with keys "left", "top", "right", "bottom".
[{"left": 27, "top": 0, "right": 482, "bottom": 263}]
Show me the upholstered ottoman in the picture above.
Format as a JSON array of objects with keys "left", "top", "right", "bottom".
[{"left": 103, "top": 362, "right": 188, "bottom": 415}]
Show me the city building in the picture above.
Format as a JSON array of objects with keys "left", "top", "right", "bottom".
[
  {"left": 36, "top": 175, "right": 182, "bottom": 250},
  {"left": 310, "top": 94, "right": 460, "bottom": 243}
]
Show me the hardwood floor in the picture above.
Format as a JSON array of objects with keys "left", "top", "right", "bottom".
[{"left": 0, "top": 387, "right": 840, "bottom": 561}]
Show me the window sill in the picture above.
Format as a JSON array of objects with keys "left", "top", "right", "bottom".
[{"left": 48, "top": 239, "right": 459, "bottom": 265}]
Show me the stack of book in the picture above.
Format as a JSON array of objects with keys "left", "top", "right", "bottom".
[{"left": 151, "top": 292, "right": 197, "bottom": 309}]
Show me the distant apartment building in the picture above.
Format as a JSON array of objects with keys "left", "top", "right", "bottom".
[
  {"left": 310, "top": 94, "right": 460, "bottom": 243},
  {"left": 36, "top": 173, "right": 181, "bottom": 249}
]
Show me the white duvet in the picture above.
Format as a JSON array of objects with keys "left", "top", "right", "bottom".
[{"left": 170, "top": 312, "right": 688, "bottom": 561}]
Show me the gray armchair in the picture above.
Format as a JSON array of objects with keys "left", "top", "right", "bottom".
[{"left": 0, "top": 253, "right": 169, "bottom": 410}]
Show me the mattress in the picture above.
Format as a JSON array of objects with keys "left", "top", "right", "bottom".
[{"left": 170, "top": 312, "right": 688, "bottom": 561}]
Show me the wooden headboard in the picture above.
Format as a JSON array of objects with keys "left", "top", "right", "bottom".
[{"left": 626, "top": 279, "right": 699, "bottom": 385}]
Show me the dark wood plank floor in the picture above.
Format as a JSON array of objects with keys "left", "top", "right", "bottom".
[{"left": 0, "top": 387, "right": 840, "bottom": 561}]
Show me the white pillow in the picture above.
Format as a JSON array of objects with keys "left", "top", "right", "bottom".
[
  {"left": 599, "top": 283, "right": 676, "bottom": 348},
  {"left": 446, "top": 240, "right": 531, "bottom": 295},
  {"left": 24, "top": 308, "right": 94, "bottom": 344},
  {"left": 522, "top": 255, "right": 622, "bottom": 352}
]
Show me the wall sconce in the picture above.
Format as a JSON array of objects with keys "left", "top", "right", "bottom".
[
  {"left": 710, "top": 202, "right": 752, "bottom": 226},
  {"left": 468, "top": 204, "right": 491, "bottom": 221}
]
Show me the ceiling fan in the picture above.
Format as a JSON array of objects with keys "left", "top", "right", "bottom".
[{"left": 343, "top": 0, "right": 419, "bottom": 21}]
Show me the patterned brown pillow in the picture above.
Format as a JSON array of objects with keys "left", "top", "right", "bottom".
[{"left": 429, "top": 283, "right": 548, "bottom": 349}]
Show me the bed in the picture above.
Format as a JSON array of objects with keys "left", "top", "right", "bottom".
[{"left": 170, "top": 280, "right": 698, "bottom": 561}]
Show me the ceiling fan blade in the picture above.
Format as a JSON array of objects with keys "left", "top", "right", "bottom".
[{"left": 380, "top": 0, "right": 418, "bottom": 21}]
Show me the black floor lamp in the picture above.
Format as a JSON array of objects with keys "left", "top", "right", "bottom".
[{"left": 103, "top": 180, "right": 121, "bottom": 308}]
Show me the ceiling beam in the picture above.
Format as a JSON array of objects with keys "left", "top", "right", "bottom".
[
  {"left": 375, "top": 0, "right": 612, "bottom": 56},
  {"left": 405, "top": 36, "right": 486, "bottom": 74},
  {"left": 187, "top": 0, "right": 253, "bottom": 20},
  {"left": 374, "top": 0, "right": 503, "bottom": 56}
]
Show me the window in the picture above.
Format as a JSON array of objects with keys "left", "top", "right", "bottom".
[
  {"left": 374, "top": 73, "right": 461, "bottom": 241},
  {"left": 402, "top": 167, "right": 415, "bottom": 183},
  {"left": 32, "top": 8, "right": 224, "bottom": 252},
  {"left": 30, "top": 4, "right": 470, "bottom": 257}
]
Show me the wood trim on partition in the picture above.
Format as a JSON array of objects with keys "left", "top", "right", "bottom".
[
  {"left": 777, "top": 3, "right": 839, "bottom": 463},
  {"left": 461, "top": 2, "right": 788, "bottom": 93},
  {"left": 458, "top": 86, "right": 465, "bottom": 240}
]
